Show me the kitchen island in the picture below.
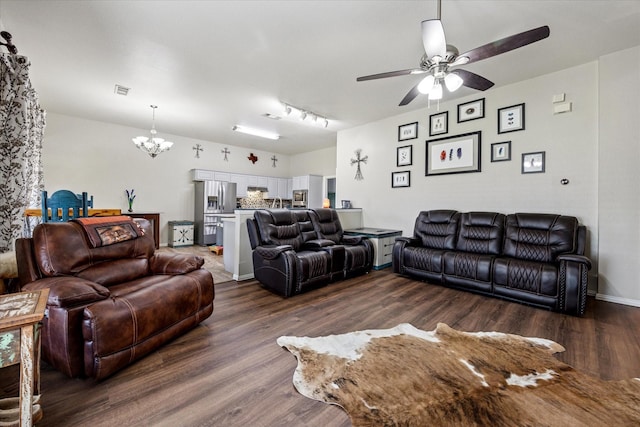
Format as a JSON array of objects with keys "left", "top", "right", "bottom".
[{"left": 222, "top": 209, "right": 363, "bottom": 281}]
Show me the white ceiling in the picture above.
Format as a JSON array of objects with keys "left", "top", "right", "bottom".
[{"left": 1, "top": 1, "right": 639, "bottom": 155}]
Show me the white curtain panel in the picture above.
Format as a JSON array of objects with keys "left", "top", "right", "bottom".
[{"left": 0, "top": 53, "right": 45, "bottom": 252}]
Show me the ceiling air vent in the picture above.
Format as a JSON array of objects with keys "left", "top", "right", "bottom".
[{"left": 114, "top": 84, "right": 130, "bottom": 96}]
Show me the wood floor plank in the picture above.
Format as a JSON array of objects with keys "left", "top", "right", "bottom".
[{"left": 2, "top": 269, "right": 640, "bottom": 426}]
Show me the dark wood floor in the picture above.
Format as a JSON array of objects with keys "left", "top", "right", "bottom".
[{"left": 3, "top": 269, "right": 640, "bottom": 426}]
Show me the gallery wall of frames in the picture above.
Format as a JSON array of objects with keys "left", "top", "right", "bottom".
[{"left": 393, "top": 97, "right": 551, "bottom": 188}]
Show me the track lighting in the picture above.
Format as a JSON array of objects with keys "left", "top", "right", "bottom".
[{"left": 281, "top": 103, "right": 330, "bottom": 128}]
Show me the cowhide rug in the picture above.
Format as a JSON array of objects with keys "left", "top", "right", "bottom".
[{"left": 277, "top": 323, "right": 640, "bottom": 426}]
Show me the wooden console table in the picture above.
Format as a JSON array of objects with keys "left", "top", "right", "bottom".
[
  {"left": 124, "top": 212, "right": 160, "bottom": 249},
  {"left": 0, "top": 289, "right": 49, "bottom": 426},
  {"left": 24, "top": 208, "right": 122, "bottom": 236}
]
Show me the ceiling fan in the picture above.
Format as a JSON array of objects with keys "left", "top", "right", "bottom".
[{"left": 356, "top": 0, "right": 550, "bottom": 106}]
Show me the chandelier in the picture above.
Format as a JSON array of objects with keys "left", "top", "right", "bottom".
[{"left": 132, "top": 105, "right": 174, "bottom": 158}]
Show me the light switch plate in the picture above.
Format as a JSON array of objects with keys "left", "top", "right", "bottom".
[
  {"left": 554, "top": 102, "right": 572, "bottom": 114},
  {"left": 553, "top": 93, "right": 566, "bottom": 103}
]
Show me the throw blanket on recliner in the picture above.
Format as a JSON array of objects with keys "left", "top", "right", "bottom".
[{"left": 73, "top": 215, "right": 144, "bottom": 247}]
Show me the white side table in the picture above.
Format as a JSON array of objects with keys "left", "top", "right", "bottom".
[{"left": 344, "top": 228, "right": 403, "bottom": 270}]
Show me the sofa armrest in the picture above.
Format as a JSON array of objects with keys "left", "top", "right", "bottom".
[
  {"left": 303, "top": 239, "right": 335, "bottom": 249},
  {"left": 394, "top": 236, "right": 420, "bottom": 246},
  {"left": 557, "top": 253, "right": 592, "bottom": 270},
  {"left": 558, "top": 254, "right": 592, "bottom": 316},
  {"left": 149, "top": 253, "right": 205, "bottom": 275},
  {"left": 255, "top": 245, "right": 294, "bottom": 260},
  {"left": 392, "top": 236, "right": 421, "bottom": 274},
  {"left": 22, "top": 276, "right": 110, "bottom": 308},
  {"left": 342, "top": 235, "right": 364, "bottom": 245}
]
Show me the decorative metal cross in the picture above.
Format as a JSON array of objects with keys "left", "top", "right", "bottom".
[
  {"left": 350, "top": 149, "right": 368, "bottom": 181},
  {"left": 271, "top": 155, "right": 278, "bottom": 168},
  {"left": 221, "top": 147, "right": 230, "bottom": 161},
  {"left": 193, "top": 144, "right": 203, "bottom": 158}
]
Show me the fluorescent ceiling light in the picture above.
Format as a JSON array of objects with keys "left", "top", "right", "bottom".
[{"left": 232, "top": 125, "right": 280, "bottom": 140}]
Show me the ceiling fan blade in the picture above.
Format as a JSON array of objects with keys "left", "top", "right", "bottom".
[
  {"left": 399, "top": 83, "right": 421, "bottom": 106},
  {"left": 452, "top": 69, "right": 494, "bottom": 91},
  {"left": 356, "top": 68, "right": 424, "bottom": 82},
  {"left": 421, "top": 19, "right": 447, "bottom": 59},
  {"left": 457, "top": 25, "right": 550, "bottom": 65}
]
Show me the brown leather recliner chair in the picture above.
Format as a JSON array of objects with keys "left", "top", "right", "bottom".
[{"left": 15, "top": 216, "right": 214, "bottom": 380}]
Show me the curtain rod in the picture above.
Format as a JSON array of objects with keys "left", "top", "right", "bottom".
[{"left": 0, "top": 31, "right": 18, "bottom": 54}]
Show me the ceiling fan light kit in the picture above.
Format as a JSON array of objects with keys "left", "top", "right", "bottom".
[{"left": 356, "top": 0, "right": 550, "bottom": 106}]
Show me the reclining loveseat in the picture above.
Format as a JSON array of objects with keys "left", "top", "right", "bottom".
[
  {"left": 393, "top": 210, "right": 591, "bottom": 315},
  {"left": 15, "top": 216, "right": 214, "bottom": 379},
  {"left": 247, "top": 209, "right": 373, "bottom": 297}
]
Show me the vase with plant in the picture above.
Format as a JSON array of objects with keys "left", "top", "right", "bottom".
[{"left": 126, "top": 189, "right": 136, "bottom": 212}]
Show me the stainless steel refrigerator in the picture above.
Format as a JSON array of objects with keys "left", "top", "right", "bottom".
[{"left": 194, "top": 181, "right": 237, "bottom": 245}]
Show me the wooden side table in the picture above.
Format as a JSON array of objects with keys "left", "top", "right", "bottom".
[
  {"left": 125, "top": 212, "right": 160, "bottom": 249},
  {"left": 0, "top": 289, "right": 49, "bottom": 426}
]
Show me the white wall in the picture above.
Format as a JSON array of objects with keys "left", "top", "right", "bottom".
[
  {"left": 289, "top": 146, "right": 337, "bottom": 177},
  {"left": 597, "top": 45, "right": 640, "bottom": 305},
  {"left": 337, "top": 61, "right": 600, "bottom": 292},
  {"left": 42, "top": 113, "right": 293, "bottom": 244}
]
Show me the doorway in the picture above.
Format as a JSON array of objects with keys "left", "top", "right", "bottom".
[{"left": 324, "top": 176, "right": 336, "bottom": 208}]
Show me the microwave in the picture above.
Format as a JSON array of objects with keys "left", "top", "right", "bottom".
[{"left": 292, "top": 190, "right": 308, "bottom": 207}]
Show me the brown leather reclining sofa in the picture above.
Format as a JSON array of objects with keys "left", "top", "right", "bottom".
[
  {"left": 15, "top": 216, "right": 214, "bottom": 380},
  {"left": 393, "top": 210, "right": 591, "bottom": 315}
]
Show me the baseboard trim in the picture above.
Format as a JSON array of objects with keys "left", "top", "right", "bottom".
[
  {"left": 234, "top": 273, "right": 254, "bottom": 281},
  {"left": 595, "top": 293, "right": 640, "bottom": 308}
]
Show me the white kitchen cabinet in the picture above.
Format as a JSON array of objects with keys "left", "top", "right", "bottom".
[
  {"left": 267, "top": 177, "right": 278, "bottom": 197},
  {"left": 191, "top": 169, "right": 215, "bottom": 181},
  {"left": 247, "top": 175, "right": 258, "bottom": 187},
  {"left": 278, "top": 178, "right": 290, "bottom": 199},
  {"left": 230, "top": 173, "right": 249, "bottom": 197},
  {"left": 256, "top": 176, "right": 268, "bottom": 188},
  {"left": 292, "top": 175, "right": 309, "bottom": 190},
  {"left": 214, "top": 172, "right": 231, "bottom": 182}
]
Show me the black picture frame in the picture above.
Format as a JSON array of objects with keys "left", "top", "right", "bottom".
[
  {"left": 426, "top": 131, "right": 482, "bottom": 176},
  {"left": 397, "top": 145, "right": 413, "bottom": 167},
  {"left": 498, "top": 103, "right": 525, "bottom": 134},
  {"left": 457, "top": 98, "right": 485, "bottom": 123},
  {"left": 521, "top": 151, "right": 545, "bottom": 174},
  {"left": 491, "top": 141, "right": 511, "bottom": 162},
  {"left": 429, "top": 111, "right": 448, "bottom": 136},
  {"left": 392, "top": 171, "right": 411, "bottom": 188},
  {"left": 398, "top": 122, "right": 418, "bottom": 141}
]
